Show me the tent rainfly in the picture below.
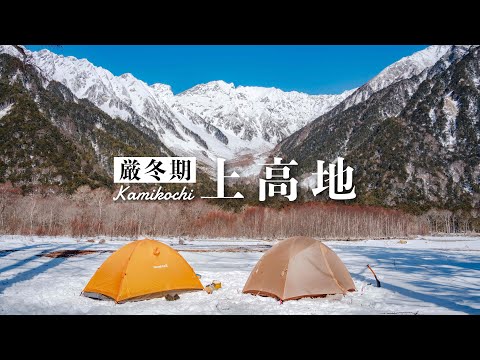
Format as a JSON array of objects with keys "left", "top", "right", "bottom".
[
  {"left": 243, "top": 236, "right": 356, "bottom": 301},
  {"left": 82, "top": 239, "right": 204, "bottom": 303}
]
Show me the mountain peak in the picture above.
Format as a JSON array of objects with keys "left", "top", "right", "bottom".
[
  {"left": 206, "top": 80, "right": 235, "bottom": 90},
  {"left": 0, "top": 45, "right": 25, "bottom": 58},
  {"left": 338, "top": 45, "right": 466, "bottom": 110},
  {"left": 367, "top": 45, "right": 453, "bottom": 93},
  {"left": 151, "top": 83, "right": 174, "bottom": 97},
  {"left": 120, "top": 72, "right": 136, "bottom": 80},
  {"left": 37, "top": 48, "right": 53, "bottom": 55},
  {"left": 180, "top": 80, "right": 235, "bottom": 96}
]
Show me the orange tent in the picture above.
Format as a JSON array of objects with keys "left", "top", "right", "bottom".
[
  {"left": 243, "top": 236, "right": 355, "bottom": 301},
  {"left": 83, "top": 239, "right": 203, "bottom": 303}
]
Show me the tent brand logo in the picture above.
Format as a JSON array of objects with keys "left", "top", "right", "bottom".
[{"left": 153, "top": 264, "right": 168, "bottom": 269}]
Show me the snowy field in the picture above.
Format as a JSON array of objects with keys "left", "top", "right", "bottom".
[{"left": 0, "top": 235, "right": 479, "bottom": 315}]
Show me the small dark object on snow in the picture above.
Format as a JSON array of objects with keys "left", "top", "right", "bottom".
[
  {"left": 99, "top": 239, "right": 106, "bottom": 244},
  {"left": 179, "top": 238, "right": 185, "bottom": 245},
  {"left": 87, "top": 239, "right": 96, "bottom": 243},
  {"left": 165, "top": 294, "right": 180, "bottom": 301}
]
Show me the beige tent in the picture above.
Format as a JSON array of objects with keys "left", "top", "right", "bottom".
[{"left": 243, "top": 236, "right": 355, "bottom": 301}]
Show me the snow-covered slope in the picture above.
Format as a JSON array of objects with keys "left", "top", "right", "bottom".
[
  {"left": 341, "top": 45, "right": 467, "bottom": 108},
  {"left": 0, "top": 45, "right": 23, "bottom": 58},
  {"left": 176, "top": 80, "right": 354, "bottom": 145},
  {"left": 0, "top": 45, "right": 352, "bottom": 170},
  {"left": 28, "top": 49, "right": 219, "bottom": 161},
  {"left": 277, "top": 45, "right": 479, "bottom": 209}
]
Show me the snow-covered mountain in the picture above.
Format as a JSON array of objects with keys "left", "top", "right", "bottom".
[
  {"left": 276, "top": 45, "right": 480, "bottom": 209},
  {"left": 0, "top": 45, "right": 24, "bottom": 58},
  {"left": 0, "top": 51, "right": 175, "bottom": 191},
  {"left": 340, "top": 45, "right": 470, "bottom": 109},
  {"left": 27, "top": 48, "right": 223, "bottom": 164},
  {"left": 278, "top": 45, "right": 474, "bottom": 167},
  {"left": 175, "top": 81, "right": 354, "bottom": 145},
  {"left": 2, "top": 44, "right": 478, "bottom": 212},
  {"left": 0, "top": 45, "right": 353, "bottom": 171},
  {"left": 1, "top": 44, "right": 470, "bottom": 177}
]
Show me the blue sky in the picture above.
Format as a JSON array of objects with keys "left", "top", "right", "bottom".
[{"left": 27, "top": 45, "right": 428, "bottom": 95}]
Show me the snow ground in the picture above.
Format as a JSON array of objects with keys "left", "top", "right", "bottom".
[{"left": 0, "top": 235, "right": 479, "bottom": 315}]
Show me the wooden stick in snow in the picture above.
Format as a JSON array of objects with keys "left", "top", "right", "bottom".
[{"left": 367, "top": 264, "right": 381, "bottom": 288}]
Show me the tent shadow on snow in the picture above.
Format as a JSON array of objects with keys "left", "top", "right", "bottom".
[
  {"left": 345, "top": 245, "right": 480, "bottom": 314},
  {"left": 0, "top": 243, "right": 67, "bottom": 278},
  {"left": 0, "top": 243, "right": 51, "bottom": 259},
  {"left": 0, "top": 244, "right": 95, "bottom": 295}
]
